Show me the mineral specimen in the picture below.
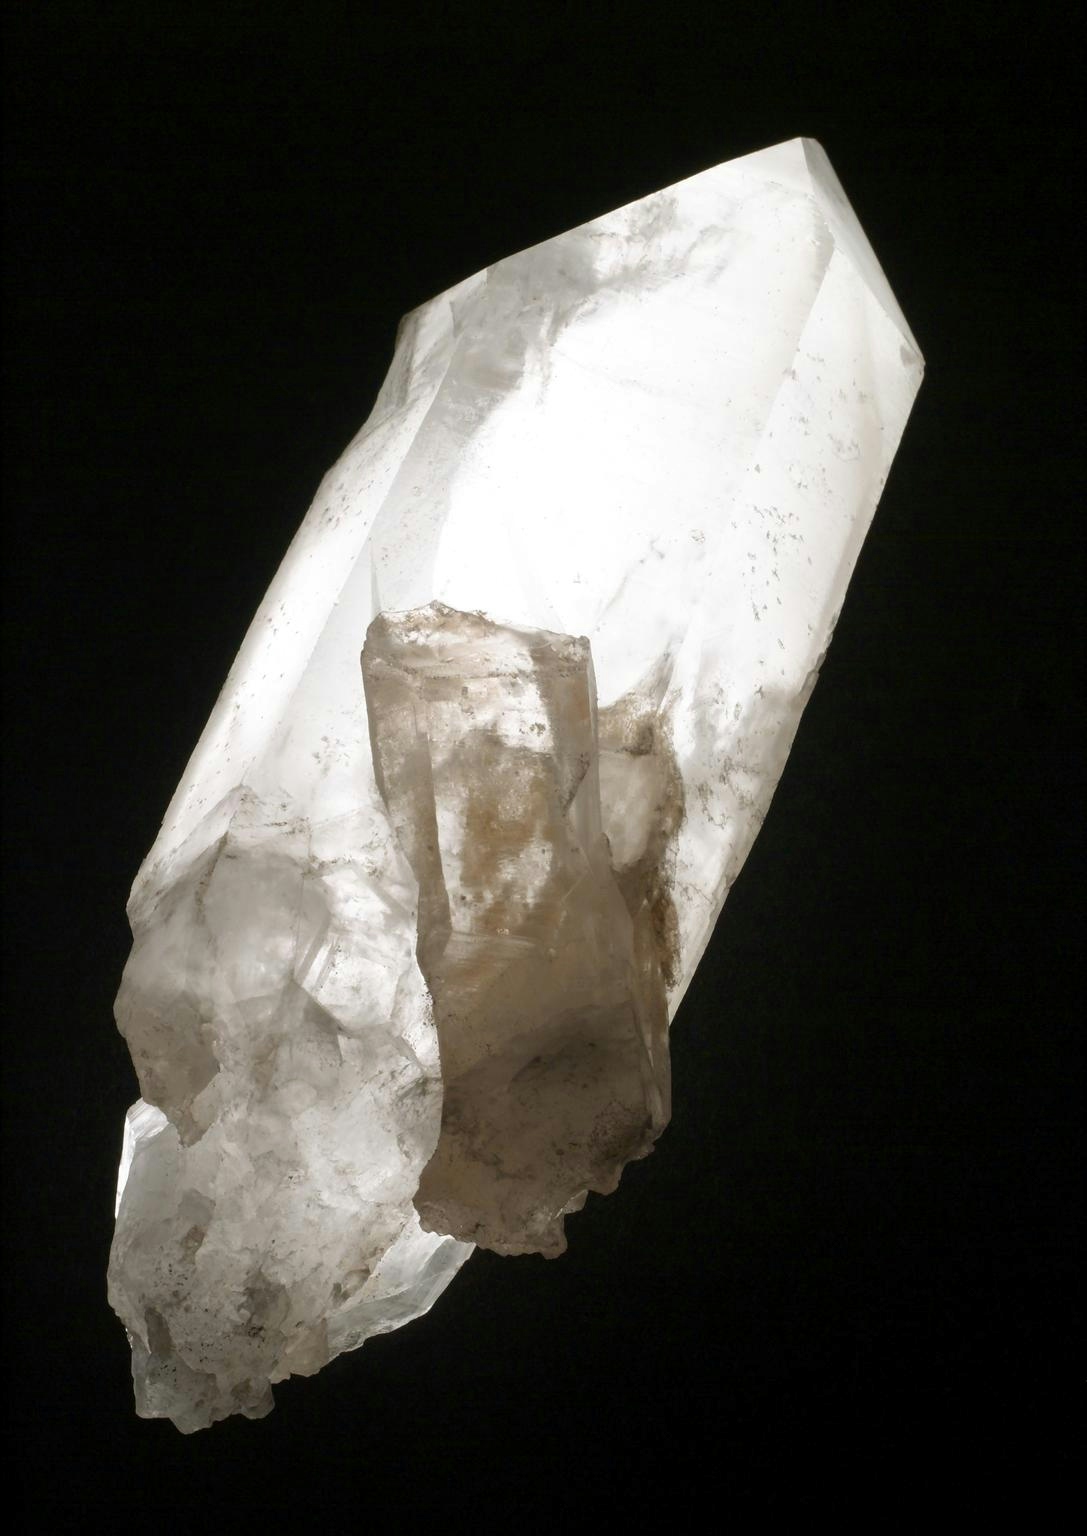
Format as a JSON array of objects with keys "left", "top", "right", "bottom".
[{"left": 108, "top": 136, "right": 923, "bottom": 1431}]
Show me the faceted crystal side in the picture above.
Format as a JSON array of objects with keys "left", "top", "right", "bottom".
[{"left": 362, "top": 603, "right": 671, "bottom": 1257}]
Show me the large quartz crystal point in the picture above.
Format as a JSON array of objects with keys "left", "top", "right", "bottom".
[
  {"left": 109, "top": 135, "right": 923, "bottom": 1432},
  {"left": 362, "top": 603, "right": 673, "bottom": 1257}
]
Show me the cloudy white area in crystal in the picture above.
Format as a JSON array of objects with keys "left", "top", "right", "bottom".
[{"left": 108, "top": 136, "right": 923, "bottom": 1431}]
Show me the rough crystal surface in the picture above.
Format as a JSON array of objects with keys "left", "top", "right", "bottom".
[{"left": 109, "top": 136, "right": 923, "bottom": 1431}]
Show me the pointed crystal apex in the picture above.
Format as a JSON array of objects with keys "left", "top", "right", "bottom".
[{"left": 799, "top": 136, "right": 924, "bottom": 361}]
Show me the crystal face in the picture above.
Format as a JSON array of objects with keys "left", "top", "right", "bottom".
[{"left": 108, "top": 136, "right": 924, "bottom": 1431}]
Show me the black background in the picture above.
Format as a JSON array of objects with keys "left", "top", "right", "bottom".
[{"left": 3, "top": 1, "right": 1082, "bottom": 1522}]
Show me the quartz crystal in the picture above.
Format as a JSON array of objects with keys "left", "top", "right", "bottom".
[
  {"left": 108, "top": 136, "right": 923, "bottom": 1431},
  {"left": 362, "top": 604, "right": 674, "bottom": 1257}
]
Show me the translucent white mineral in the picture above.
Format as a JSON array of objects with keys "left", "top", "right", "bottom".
[{"left": 108, "top": 136, "right": 923, "bottom": 1431}]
